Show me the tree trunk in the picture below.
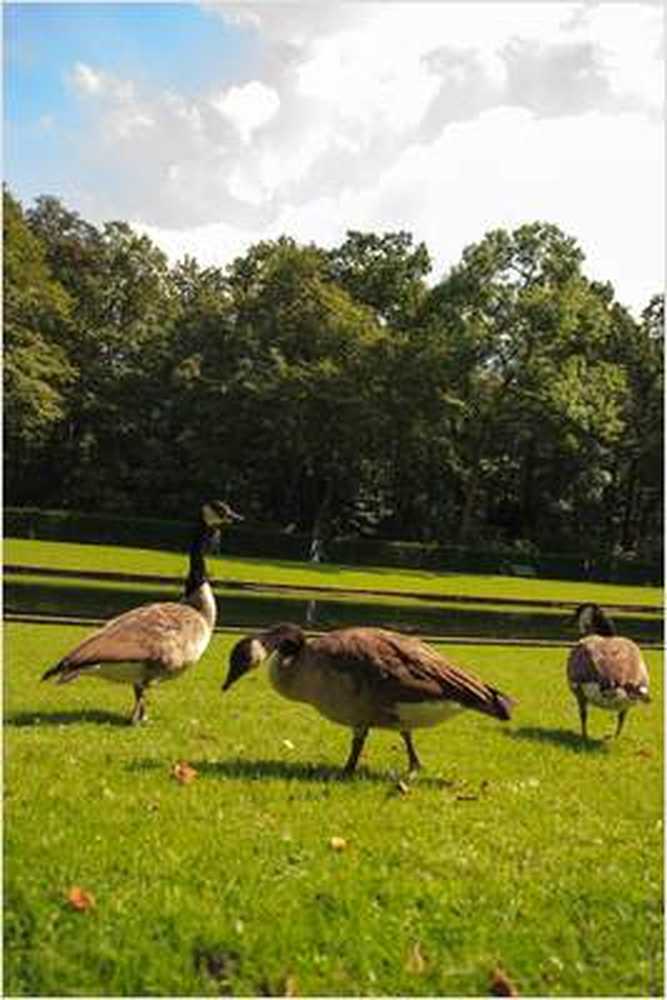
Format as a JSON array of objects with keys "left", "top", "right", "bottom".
[
  {"left": 458, "top": 425, "right": 491, "bottom": 544},
  {"left": 620, "top": 457, "right": 639, "bottom": 550}
]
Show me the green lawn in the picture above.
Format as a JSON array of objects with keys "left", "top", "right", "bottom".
[
  {"left": 5, "top": 537, "right": 663, "bottom": 607},
  {"left": 4, "top": 621, "right": 663, "bottom": 996}
]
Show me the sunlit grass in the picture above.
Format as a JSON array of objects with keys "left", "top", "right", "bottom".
[
  {"left": 4, "top": 621, "right": 663, "bottom": 996},
  {"left": 5, "top": 537, "right": 663, "bottom": 607}
]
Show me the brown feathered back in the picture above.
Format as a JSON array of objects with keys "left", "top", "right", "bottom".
[
  {"left": 43, "top": 603, "right": 211, "bottom": 682},
  {"left": 567, "top": 635, "right": 649, "bottom": 691},
  {"left": 305, "top": 628, "right": 513, "bottom": 719}
]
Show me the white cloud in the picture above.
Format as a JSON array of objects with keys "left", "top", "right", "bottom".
[
  {"left": 71, "top": 62, "right": 103, "bottom": 95},
  {"left": 575, "top": 3, "right": 664, "bottom": 108},
  {"left": 71, "top": 61, "right": 135, "bottom": 102},
  {"left": 138, "top": 105, "right": 663, "bottom": 314},
  {"left": 211, "top": 80, "right": 280, "bottom": 143},
  {"left": 62, "top": 3, "right": 662, "bottom": 312}
]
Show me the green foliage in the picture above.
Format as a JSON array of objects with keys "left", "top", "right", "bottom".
[
  {"left": 326, "top": 229, "right": 432, "bottom": 326},
  {"left": 5, "top": 621, "right": 663, "bottom": 996},
  {"left": 3, "top": 190, "right": 75, "bottom": 453},
  {"left": 2, "top": 189, "right": 662, "bottom": 562},
  {"left": 422, "top": 222, "right": 656, "bottom": 550}
]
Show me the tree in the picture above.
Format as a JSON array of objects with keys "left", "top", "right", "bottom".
[
  {"left": 3, "top": 190, "right": 75, "bottom": 501},
  {"left": 170, "top": 237, "right": 387, "bottom": 535},
  {"left": 425, "top": 222, "right": 629, "bottom": 546},
  {"left": 606, "top": 294, "right": 663, "bottom": 557},
  {"left": 25, "top": 196, "right": 179, "bottom": 511},
  {"left": 327, "top": 230, "right": 431, "bottom": 328}
]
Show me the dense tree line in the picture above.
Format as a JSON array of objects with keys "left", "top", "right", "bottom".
[{"left": 4, "top": 187, "right": 663, "bottom": 561}]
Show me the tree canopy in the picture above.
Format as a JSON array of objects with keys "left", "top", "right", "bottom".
[{"left": 3, "top": 187, "right": 662, "bottom": 562}]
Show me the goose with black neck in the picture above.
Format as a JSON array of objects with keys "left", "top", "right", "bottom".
[{"left": 42, "top": 500, "right": 242, "bottom": 723}]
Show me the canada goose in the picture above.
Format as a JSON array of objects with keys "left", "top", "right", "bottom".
[
  {"left": 41, "top": 500, "right": 242, "bottom": 723},
  {"left": 566, "top": 602, "right": 650, "bottom": 740},
  {"left": 222, "top": 624, "right": 514, "bottom": 775}
]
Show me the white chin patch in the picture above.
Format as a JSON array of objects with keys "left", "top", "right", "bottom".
[
  {"left": 202, "top": 503, "right": 223, "bottom": 527},
  {"left": 251, "top": 639, "right": 269, "bottom": 665}
]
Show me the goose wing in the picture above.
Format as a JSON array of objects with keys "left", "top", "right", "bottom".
[
  {"left": 46, "top": 603, "right": 207, "bottom": 675},
  {"left": 310, "top": 628, "right": 512, "bottom": 717},
  {"left": 568, "top": 636, "right": 649, "bottom": 689}
]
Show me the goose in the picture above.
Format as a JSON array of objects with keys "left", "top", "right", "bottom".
[
  {"left": 222, "top": 623, "right": 514, "bottom": 775},
  {"left": 41, "top": 500, "right": 242, "bottom": 723},
  {"left": 566, "top": 602, "right": 650, "bottom": 740}
]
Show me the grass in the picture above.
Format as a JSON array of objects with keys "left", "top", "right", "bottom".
[
  {"left": 4, "top": 621, "right": 663, "bottom": 996},
  {"left": 5, "top": 537, "right": 663, "bottom": 607}
]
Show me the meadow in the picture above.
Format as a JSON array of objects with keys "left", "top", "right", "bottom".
[
  {"left": 5, "top": 537, "right": 664, "bottom": 605},
  {"left": 4, "top": 552, "right": 663, "bottom": 997}
]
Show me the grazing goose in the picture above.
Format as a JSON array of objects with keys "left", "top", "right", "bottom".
[
  {"left": 42, "top": 500, "right": 242, "bottom": 723},
  {"left": 222, "top": 624, "right": 514, "bottom": 775},
  {"left": 566, "top": 602, "right": 650, "bottom": 740}
]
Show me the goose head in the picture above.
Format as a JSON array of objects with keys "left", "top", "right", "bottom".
[
  {"left": 222, "top": 623, "right": 305, "bottom": 692},
  {"left": 569, "top": 602, "right": 616, "bottom": 637},
  {"left": 201, "top": 499, "right": 244, "bottom": 531},
  {"left": 184, "top": 500, "right": 243, "bottom": 601}
]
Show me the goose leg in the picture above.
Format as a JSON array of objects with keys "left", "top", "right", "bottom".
[
  {"left": 342, "top": 726, "right": 369, "bottom": 776},
  {"left": 130, "top": 683, "right": 147, "bottom": 725},
  {"left": 575, "top": 689, "right": 589, "bottom": 741},
  {"left": 614, "top": 708, "right": 629, "bottom": 739},
  {"left": 401, "top": 730, "right": 422, "bottom": 774}
]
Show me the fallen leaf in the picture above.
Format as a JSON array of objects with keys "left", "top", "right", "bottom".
[
  {"left": 171, "top": 760, "right": 198, "bottom": 784},
  {"left": 405, "top": 941, "right": 426, "bottom": 974},
  {"left": 636, "top": 748, "right": 653, "bottom": 758},
  {"left": 456, "top": 793, "right": 479, "bottom": 801},
  {"left": 329, "top": 836, "right": 347, "bottom": 851},
  {"left": 67, "top": 886, "right": 95, "bottom": 912},
  {"left": 490, "top": 966, "right": 519, "bottom": 996},
  {"left": 282, "top": 739, "right": 295, "bottom": 751}
]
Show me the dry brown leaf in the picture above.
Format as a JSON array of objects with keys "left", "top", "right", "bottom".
[
  {"left": 67, "top": 886, "right": 95, "bottom": 911},
  {"left": 171, "top": 760, "right": 198, "bottom": 784},
  {"left": 490, "top": 966, "right": 519, "bottom": 996},
  {"left": 329, "top": 836, "right": 347, "bottom": 851},
  {"left": 405, "top": 941, "right": 426, "bottom": 974},
  {"left": 636, "top": 748, "right": 653, "bottom": 759}
]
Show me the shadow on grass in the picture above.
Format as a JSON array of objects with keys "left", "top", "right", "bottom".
[
  {"left": 505, "top": 725, "right": 607, "bottom": 753},
  {"left": 126, "top": 757, "right": 166, "bottom": 773},
  {"left": 131, "top": 754, "right": 453, "bottom": 787},
  {"left": 4, "top": 708, "right": 129, "bottom": 728}
]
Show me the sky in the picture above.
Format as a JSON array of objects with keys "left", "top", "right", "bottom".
[{"left": 3, "top": 1, "right": 664, "bottom": 314}]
